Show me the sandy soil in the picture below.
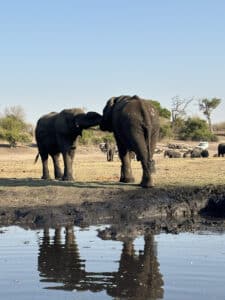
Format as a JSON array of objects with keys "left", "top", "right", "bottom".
[{"left": 0, "top": 141, "right": 225, "bottom": 230}]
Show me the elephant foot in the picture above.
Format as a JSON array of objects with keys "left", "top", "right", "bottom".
[
  {"left": 140, "top": 178, "right": 154, "bottom": 188},
  {"left": 120, "top": 177, "right": 135, "bottom": 183},
  {"left": 62, "top": 175, "right": 74, "bottom": 181},
  {"left": 41, "top": 175, "right": 51, "bottom": 180},
  {"left": 55, "top": 173, "right": 63, "bottom": 180}
]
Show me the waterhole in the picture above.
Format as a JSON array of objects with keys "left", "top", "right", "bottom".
[{"left": 0, "top": 225, "right": 225, "bottom": 299}]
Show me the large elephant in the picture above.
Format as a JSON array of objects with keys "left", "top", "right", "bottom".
[
  {"left": 100, "top": 95, "right": 160, "bottom": 188},
  {"left": 218, "top": 143, "right": 225, "bottom": 157},
  {"left": 35, "top": 108, "right": 102, "bottom": 180}
]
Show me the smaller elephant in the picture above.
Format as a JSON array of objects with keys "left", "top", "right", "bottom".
[
  {"left": 183, "top": 149, "right": 192, "bottom": 158},
  {"left": 218, "top": 143, "right": 225, "bottom": 157},
  {"left": 35, "top": 108, "right": 102, "bottom": 180},
  {"left": 201, "top": 149, "right": 209, "bottom": 158},
  {"left": 191, "top": 149, "right": 209, "bottom": 158},
  {"left": 105, "top": 141, "right": 116, "bottom": 161},
  {"left": 190, "top": 149, "right": 201, "bottom": 158},
  {"left": 164, "top": 150, "right": 181, "bottom": 158}
]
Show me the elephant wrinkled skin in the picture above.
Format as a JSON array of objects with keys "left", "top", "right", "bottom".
[
  {"left": 35, "top": 108, "right": 102, "bottom": 181},
  {"left": 100, "top": 95, "right": 160, "bottom": 188}
]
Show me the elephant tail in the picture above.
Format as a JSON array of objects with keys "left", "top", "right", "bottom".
[{"left": 34, "top": 153, "right": 39, "bottom": 164}]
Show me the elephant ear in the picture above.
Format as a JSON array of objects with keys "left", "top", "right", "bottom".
[
  {"left": 75, "top": 111, "right": 102, "bottom": 129},
  {"left": 100, "top": 97, "right": 116, "bottom": 132}
]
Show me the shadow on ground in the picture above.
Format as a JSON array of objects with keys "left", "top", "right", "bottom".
[{"left": 0, "top": 178, "right": 137, "bottom": 189}]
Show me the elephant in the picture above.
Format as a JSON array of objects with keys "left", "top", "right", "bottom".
[
  {"left": 164, "top": 149, "right": 181, "bottom": 158},
  {"left": 100, "top": 95, "right": 160, "bottom": 188},
  {"left": 35, "top": 108, "right": 102, "bottom": 180},
  {"left": 191, "top": 148, "right": 209, "bottom": 158},
  {"left": 105, "top": 141, "right": 116, "bottom": 161},
  {"left": 201, "top": 149, "right": 209, "bottom": 158},
  {"left": 183, "top": 150, "right": 192, "bottom": 158},
  {"left": 218, "top": 143, "right": 225, "bottom": 157}
]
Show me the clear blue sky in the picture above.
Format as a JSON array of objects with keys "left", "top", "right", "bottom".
[{"left": 0, "top": 0, "right": 224, "bottom": 124}]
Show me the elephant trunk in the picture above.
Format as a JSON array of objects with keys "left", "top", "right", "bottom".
[{"left": 76, "top": 112, "right": 102, "bottom": 129}]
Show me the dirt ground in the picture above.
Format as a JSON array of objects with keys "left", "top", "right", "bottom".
[{"left": 0, "top": 140, "right": 225, "bottom": 230}]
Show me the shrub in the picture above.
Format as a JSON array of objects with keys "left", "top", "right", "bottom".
[
  {"left": 0, "top": 115, "right": 32, "bottom": 147},
  {"left": 178, "top": 117, "right": 218, "bottom": 141}
]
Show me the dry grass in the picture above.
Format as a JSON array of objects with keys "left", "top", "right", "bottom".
[{"left": 0, "top": 142, "right": 225, "bottom": 188}]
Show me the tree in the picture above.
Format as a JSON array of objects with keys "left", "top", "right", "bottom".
[
  {"left": 0, "top": 106, "right": 33, "bottom": 147},
  {"left": 199, "top": 98, "right": 221, "bottom": 132},
  {"left": 4, "top": 105, "right": 26, "bottom": 122},
  {"left": 150, "top": 100, "right": 171, "bottom": 119},
  {"left": 171, "top": 95, "right": 195, "bottom": 125}
]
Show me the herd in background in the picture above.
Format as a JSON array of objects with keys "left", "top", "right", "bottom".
[
  {"left": 162, "top": 142, "right": 225, "bottom": 159},
  {"left": 99, "top": 141, "right": 225, "bottom": 161}
]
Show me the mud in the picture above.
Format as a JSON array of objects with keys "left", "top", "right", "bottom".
[{"left": 0, "top": 183, "right": 225, "bottom": 233}]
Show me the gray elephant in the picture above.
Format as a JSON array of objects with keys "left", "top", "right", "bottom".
[
  {"left": 218, "top": 143, "right": 225, "bottom": 157},
  {"left": 105, "top": 141, "right": 116, "bottom": 161},
  {"left": 100, "top": 95, "right": 160, "bottom": 188},
  {"left": 35, "top": 108, "right": 102, "bottom": 180},
  {"left": 191, "top": 148, "right": 209, "bottom": 158},
  {"left": 164, "top": 149, "right": 181, "bottom": 158}
]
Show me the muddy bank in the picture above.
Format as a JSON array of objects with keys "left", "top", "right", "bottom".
[{"left": 0, "top": 181, "right": 225, "bottom": 232}]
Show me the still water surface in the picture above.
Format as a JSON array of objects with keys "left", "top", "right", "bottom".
[{"left": 0, "top": 225, "right": 225, "bottom": 300}]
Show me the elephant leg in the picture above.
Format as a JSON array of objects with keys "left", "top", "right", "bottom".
[
  {"left": 51, "top": 153, "right": 63, "bottom": 179},
  {"left": 132, "top": 136, "right": 156, "bottom": 188},
  {"left": 62, "top": 149, "right": 75, "bottom": 181},
  {"left": 107, "top": 150, "right": 110, "bottom": 161},
  {"left": 40, "top": 153, "right": 51, "bottom": 180},
  {"left": 119, "top": 151, "right": 135, "bottom": 183}
]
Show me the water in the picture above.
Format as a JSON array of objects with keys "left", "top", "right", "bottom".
[{"left": 0, "top": 225, "right": 225, "bottom": 300}]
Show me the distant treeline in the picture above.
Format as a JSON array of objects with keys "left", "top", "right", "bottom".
[{"left": 0, "top": 99, "right": 223, "bottom": 147}]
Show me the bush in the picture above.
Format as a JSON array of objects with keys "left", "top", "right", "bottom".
[
  {"left": 78, "top": 129, "right": 94, "bottom": 145},
  {"left": 159, "top": 124, "right": 173, "bottom": 139},
  {"left": 78, "top": 129, "right": 116, "bottom": 146},
  {"left": 178, "top": 117, "right": 218, "bottom": 141},
  {"left": 0, "top": 115, "right": 33, "bottom": 147}
]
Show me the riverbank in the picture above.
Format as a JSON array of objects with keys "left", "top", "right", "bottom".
[{"left": 0, "top": 144, "right": 225, "bottom": 230}]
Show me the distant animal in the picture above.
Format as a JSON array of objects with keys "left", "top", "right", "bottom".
[
  {"left": 218, "top": 143, "right": 225, "bottom": 157},
  {"left": 183, "top": 150, "right": 192, "bottom": 158},
  {"left": 164, "top": 150, "right": 181, "bottom": 158},
  {"left": 99, "top": 142, "right": 107, "bottom": 153},
  {"left": 100, "top": 95, "right": 160, "bottom": 188},
  {"left": 201, "top": 149, "right": 209, "bottom": 158},
  {"left": 191, "top": 149, "right": 209, "bottom": 158},
  {"left": 105, "top": 141, "right": 116, "bottom": 161},
  {"left": 35, "top": 108, "right": 102, "bottom": 180},
  {"left": 129, "top": 151, "right": 136, "bottom": 160}
]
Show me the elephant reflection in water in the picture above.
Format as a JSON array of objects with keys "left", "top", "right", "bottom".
[
  {"left": 38, "top": 227, "right": 164, "bottom": 299},
  {"left": 38, "top": 227, "right": 86, "bottom": 289},
  {"left": 106, "top": 235, "right": 164, "bottom": 299}
]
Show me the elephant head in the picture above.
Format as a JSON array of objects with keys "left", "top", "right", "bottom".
[
  {"left": 59, "top": 109, "right": 102, "bottom": 135},
  {"left": 100, "top": 97, "right": 116, "bottom": 132},
  {"left": 74, "top": 111, "right": 102, "bottom": 130}
]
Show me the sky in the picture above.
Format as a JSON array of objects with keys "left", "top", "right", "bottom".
[{"left": 0, "top": 0, "right": 224, "bottom": 124}]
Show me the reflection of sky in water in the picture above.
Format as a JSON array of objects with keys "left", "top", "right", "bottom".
[
  {"left": 156, "top": 233, "right": 225, "bottom": 300},
  {"left": 0, "top": 226, "right": 225, "bottom": 300},
  {"left": 75, "top": 225, "right": 122, "bottom": 273}
]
